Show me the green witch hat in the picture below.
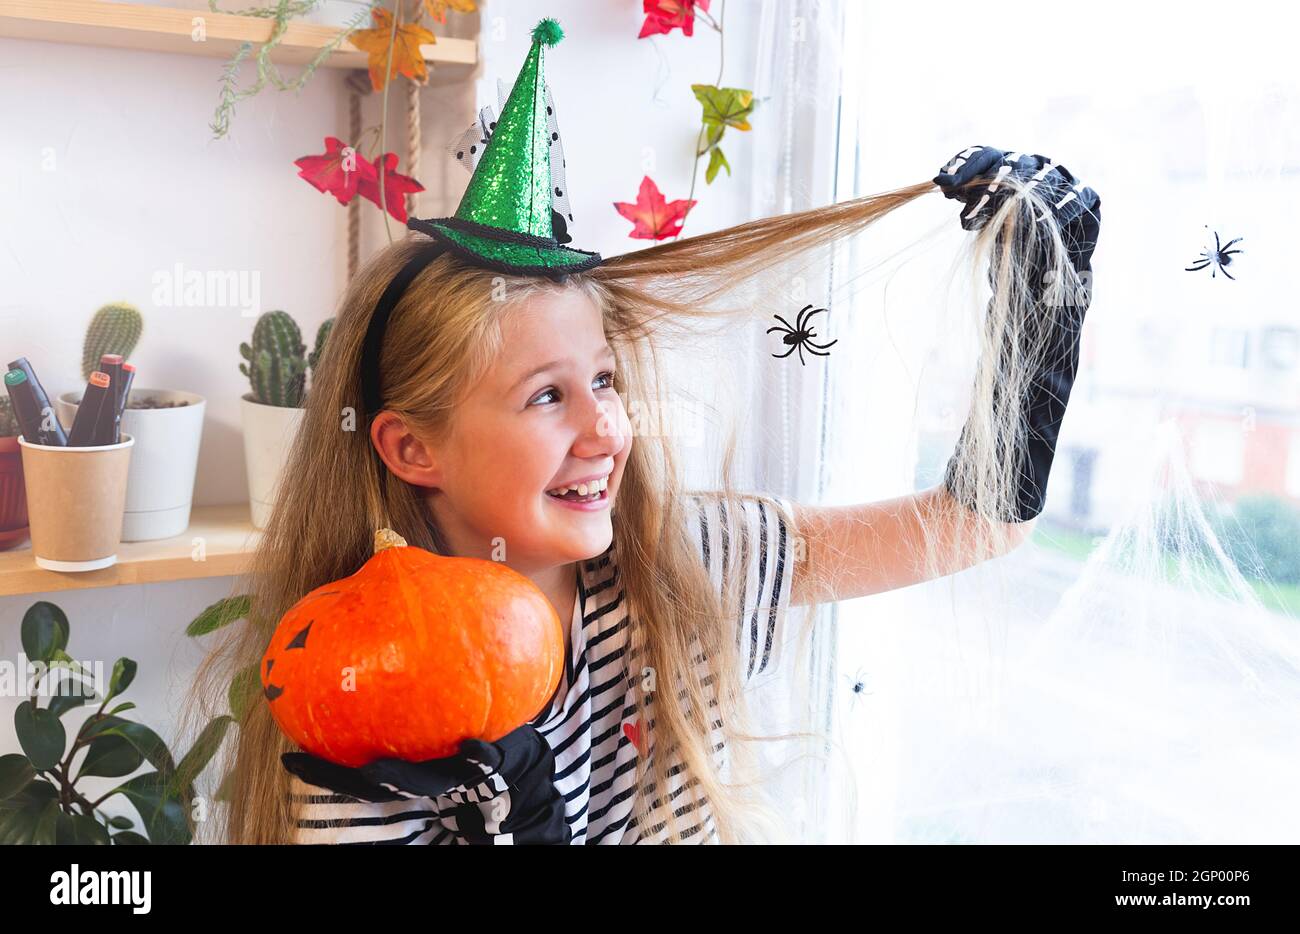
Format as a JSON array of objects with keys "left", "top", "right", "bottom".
[{"left": 406, "top": 17, "right": 602, "bottom": 280}]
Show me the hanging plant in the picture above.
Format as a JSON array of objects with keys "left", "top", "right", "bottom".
[
  {"left": 349, "top": 5, "right": 437, "bottom": 91},
  {"left": 247, "top": 2, "right": 474, "bottom": 232},
  {"left": 632, "top": 0, "right": 757, "bottom": 239},
  {"left": 691, "top": 83, "right": 754, "bottom": 184},
  {"left": 209, "top": 0, "right": 382, "bottom": 140},
  {"left": 209, "top": 0, "right": 477, "bottom": 138},
  {"left": 423, "top": 0, "right": 477, "bottom": 24}
]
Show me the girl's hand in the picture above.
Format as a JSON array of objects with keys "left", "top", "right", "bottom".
[
  {"left": 935, "top": 147, "right": 1104, "bottom": 525},
  {"left": 933, "top": 145, "right": 1099, "bottom": 237},
  {"left": 282, "top": 722, "right": 571, "bottom": 844}
]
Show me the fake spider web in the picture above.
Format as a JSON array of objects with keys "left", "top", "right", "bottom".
[{"left": 805, "top": 416, "right": 1300, "bottom": 845}]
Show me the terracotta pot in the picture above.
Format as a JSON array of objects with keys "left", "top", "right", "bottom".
[{"left": 0, "top": 435, "right": 29, "bottom": 550}]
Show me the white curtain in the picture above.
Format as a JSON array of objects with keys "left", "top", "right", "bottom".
[{"left": 741, "top": 0, "right": 848, "bottom": 843}]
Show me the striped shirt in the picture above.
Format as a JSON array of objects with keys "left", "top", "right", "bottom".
[{"left": 288, "top": 491, "right": 795, "bottom": 844}]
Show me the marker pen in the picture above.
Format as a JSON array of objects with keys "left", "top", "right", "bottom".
[
  {"left": 68, "top": 371, "right": 112, "bottom": 446},
  {"left": 6, "top": 356, "right": 68, "bottom": 445},
  {"left": 6, "top": 369, "right": 69, "bottom": 446},
  {"left": 118, "top": 363, "right": 136, "bottom": 420},
  {"left": 98, "top": 354, "right": 124, "bottom": 444}
]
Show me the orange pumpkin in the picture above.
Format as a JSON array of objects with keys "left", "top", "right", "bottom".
[{"left": 261, "top": 528, "right": 564, "bottom": 768}]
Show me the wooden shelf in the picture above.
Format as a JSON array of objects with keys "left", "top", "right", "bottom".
[
  {"left": 0, "top": 503, "right": 259, "bottom": 597},
  {"left": 0, "top": 0, "right": 477, "bottom": 69}
]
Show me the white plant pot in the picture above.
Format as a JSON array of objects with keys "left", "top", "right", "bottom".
[
  {"left": 56, "top": 389, "right": 206, "bottom": 542},
  {"left": 240, "top": 394, "right": 305, "bottom": 530}
]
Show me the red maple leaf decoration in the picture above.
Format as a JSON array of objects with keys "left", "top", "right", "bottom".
[
  {"left": 356, "top": 152, "right": 425, "bottom": 223},
  {"left": 613, "top": 176, "right": 697, "bottom": 240},
  {"left": 638, "top": 0, "right": 711, "bottom": 38},
  {"left": 293, "top": 136, "right": 376, "bottom": 205}
]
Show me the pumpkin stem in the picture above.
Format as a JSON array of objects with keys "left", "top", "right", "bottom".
[{"left": 374, "top": 528, "right": 408, "bottom": 552}]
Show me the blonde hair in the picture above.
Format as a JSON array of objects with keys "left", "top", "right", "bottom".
[{"left": 180, "top": 174, "right": 1084, "bottom": 844}]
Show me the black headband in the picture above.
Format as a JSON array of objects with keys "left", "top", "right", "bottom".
[{"left": 359, "top": 242, "right": 449, "bottom": 416}]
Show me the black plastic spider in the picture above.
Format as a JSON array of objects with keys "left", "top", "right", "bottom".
[
  {"left": 1185, "top": 226, "right": 1245, "bottom": 280},
  {"left": 841, "top": 666, "right": 874, "bottom": 714},
  {"left": 768, "top": 303, "right": 838, "bottom": 365}
]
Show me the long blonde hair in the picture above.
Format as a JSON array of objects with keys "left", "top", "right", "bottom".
[{"left": 181, "top": 174, "right": 1083, "bottom": 844}]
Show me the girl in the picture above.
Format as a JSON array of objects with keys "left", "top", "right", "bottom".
[{"left": 184, "top": 20, "right": 1099, "bottom": 845}]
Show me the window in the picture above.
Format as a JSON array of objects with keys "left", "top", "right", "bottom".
[
  {"left": 1191, "top": 419, "right": 1244, "bottom": 485},
  {"left": 1261, "top": 327, "right": 1299, "bottom": 371},
  {"left": 827, "top": 0, "right": 1300, "bottom": 844},
  {"left": 1286, "top": 435, "right": 1300, "bottom": 498},
  {"left": 1209, "top": 328, "right": 1249, "bottom": 368}
]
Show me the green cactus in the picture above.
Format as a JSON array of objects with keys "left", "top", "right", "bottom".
[
  {"left": 82, "top": 301, "right": 143, "bottom": 380},
  {"left": 239, "top": 310, "right": 307, "bottom": 407},
  {"left": 0, "top": 396, "right": 18, "bottom": 437},
  {"left": 308, "top": 317, "right": 334, "bottom": 374}
]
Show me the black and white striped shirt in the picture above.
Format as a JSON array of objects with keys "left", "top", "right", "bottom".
[{"left": 288, "top": 491, "right": 795, "bottom": 844}]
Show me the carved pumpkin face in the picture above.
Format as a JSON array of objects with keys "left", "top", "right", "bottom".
[{"left": 261, "top": 529, "right": 564, "bottom": 768}]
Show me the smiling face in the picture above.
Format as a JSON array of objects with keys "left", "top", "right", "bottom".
[{"left": 425, "top": 286, "right": 632, "bottom": 574}]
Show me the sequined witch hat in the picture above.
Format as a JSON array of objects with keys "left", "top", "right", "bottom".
[{"left": 405, "top": 17, "right": 602, "bottom": 280}]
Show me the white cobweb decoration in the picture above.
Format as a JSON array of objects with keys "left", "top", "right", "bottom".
[{"left": 885, "top": 418, "right": 1300, "bottom": 843}]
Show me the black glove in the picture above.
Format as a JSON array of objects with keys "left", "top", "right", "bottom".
[
  {"left": 933, "top": 146, "right": 1098, "bottom": 233},
  {"left": 281, "top": 722, "right": 571, "bottom": 844},
  {"left": 934, "top": 145, "right": 1102, "bottom": 522}
]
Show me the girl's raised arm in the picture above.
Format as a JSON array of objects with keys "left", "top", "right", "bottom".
[
  {"left": 788, "top": 486, "right": 1037, "bottom": 607},
  {"left": 786, "top": 146, "right": 1100, "bottom": 608}
]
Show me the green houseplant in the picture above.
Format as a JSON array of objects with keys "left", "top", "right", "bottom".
[
  {"left": 238, "top": 311, "right": 333, "bottom": 529},
  {"left": 0, "top": 601, "right": 235, "bottom": 844},
  {"left": 79, "top": 301, "right": 144, "bottom": 381}
]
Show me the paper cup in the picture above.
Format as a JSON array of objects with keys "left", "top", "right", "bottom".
[
  {"left": 18, "top": 434, "right": 134, "bottom": 572},
  {"left": 56, "top": 389, "right": 206, "bottom": 541}
]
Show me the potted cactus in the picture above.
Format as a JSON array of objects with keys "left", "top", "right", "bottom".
[
  {"left": 239, "top": 310, "right": 332, "bottom": 529},
  {"left": 56, "top": 302, "right": 208, "bottom": 541},
  {"left": 0, "top": 395, "right": 30, "bottom": 549},
  {"left": 79, "top": 301, "right": 143, "bottom": 383}
]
